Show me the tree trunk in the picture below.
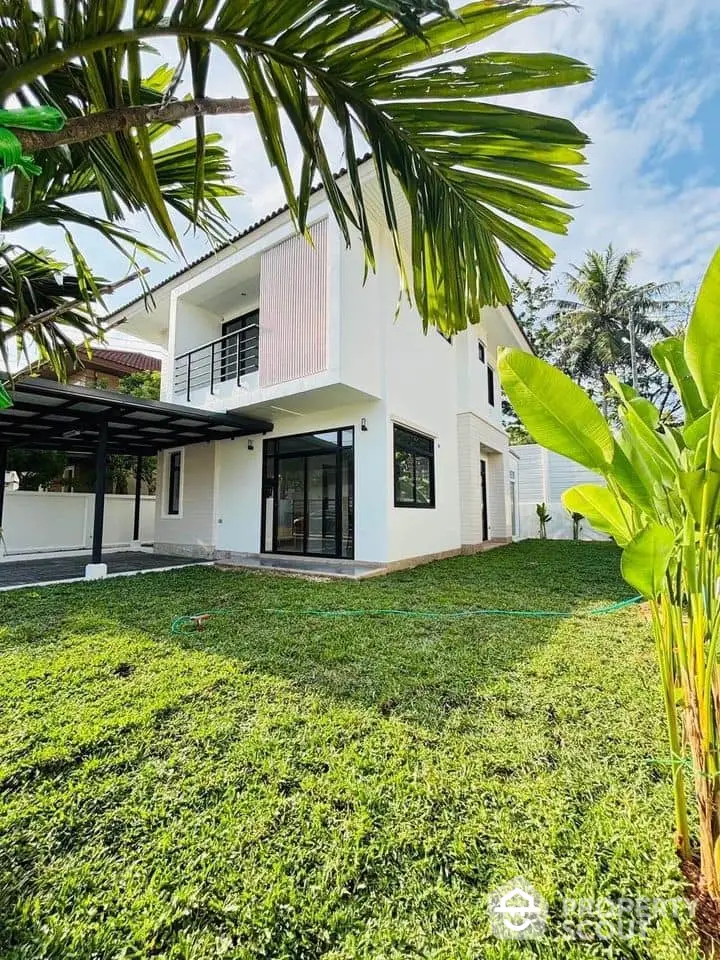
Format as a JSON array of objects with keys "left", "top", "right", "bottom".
[{"left": 14, "top": 97, "right": 319, "bottom": 153}]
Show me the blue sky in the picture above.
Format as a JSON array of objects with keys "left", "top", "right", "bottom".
[
  {"left": 499, "top": 0, "right": 720, "bottom": 290},
  {"left": 13, "top": 1, "right": 720, "bottom": 352}
]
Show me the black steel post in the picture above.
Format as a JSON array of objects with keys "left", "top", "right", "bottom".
[
  {"left": 132, "top": 454, "right": 142, "bottom": 541},
  {"left": 91, "top": 421, "right": 108, "bottom": 564},
  {"left": 0, "top": 445, "right": 7, "bottom": 534}
]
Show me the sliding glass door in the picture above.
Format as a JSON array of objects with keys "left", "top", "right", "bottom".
[{"left": 262, "top": 428, "right": 354, "bottom": 558}]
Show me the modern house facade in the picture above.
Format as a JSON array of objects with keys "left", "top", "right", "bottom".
[{"left": 113, "top": 168, "right": 531, "bottom": 570}]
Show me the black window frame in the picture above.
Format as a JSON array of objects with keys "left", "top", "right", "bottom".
[
  {"left": 220, "top": 308, "right": 260, "bottom": 381},
  {"left": 261, "top": 426, "right": 355, "bottom": 559},
  {"left": 167, "top": 450, "right": 182, "bottom": 516},
  {"left": 393, "top": 424, "right": 436, "bottom": 509},
  {"left": 487, "top": 364, "right": 496, "bottom": 407},
  {"left": 478, "top": 340, "right": 486, "bottom": 363}
]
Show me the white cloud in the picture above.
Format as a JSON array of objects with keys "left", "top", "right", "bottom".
[
  {"left": 547, "top": 94, "right": 720, "bottom": 286},
  {"left": 497, "top": 0, "right": 720, "bottom": 289}
]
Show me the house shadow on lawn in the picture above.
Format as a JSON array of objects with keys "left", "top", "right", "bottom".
[
  {"left": 0, "top": 541, "right": 633, "bottom": 731},
  {"left": 155, "top": 539, "right": 632, "bottom": 726}
]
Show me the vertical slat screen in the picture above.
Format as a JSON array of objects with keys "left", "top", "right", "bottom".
[{"left": 259, "top": 220, "right": 328, "bottom": 387}]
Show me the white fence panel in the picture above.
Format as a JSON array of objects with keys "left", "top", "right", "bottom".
[
  {"left": 1, "top": 491, "right": 155, "bottom": 555},
  {"left": 101, "top": 496, "right": 155, "bottom": 548},
  {"left": 513, "top": 444, "right": 610, "bottom": 541}
]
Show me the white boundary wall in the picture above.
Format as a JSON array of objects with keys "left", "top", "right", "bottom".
[
  {"left": 1, "top": 491, "right": 155, "bottom": 555},
  {"left": 512, "top": 444, "right": 610, "bottom": 541}
]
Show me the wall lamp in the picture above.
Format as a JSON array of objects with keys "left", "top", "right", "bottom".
[{"left": 361, "top": 418, "right": 368, "bottom": 432}]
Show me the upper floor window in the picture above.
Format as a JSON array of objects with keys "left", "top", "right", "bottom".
[
  {"left": 394, "top": 425, "right": 435, "bottom": 508},
  {"left": 167, "top": 450, "right": 182, "bottom": 516},
  {"left": 221, "top": 309, "right": 260, "bottom": 380},
  {"left": 478, "top": 340, "right": 486, "bottom": 363},
  {"left": 487, "top": 364, "right": 496, "bottom": 407}
]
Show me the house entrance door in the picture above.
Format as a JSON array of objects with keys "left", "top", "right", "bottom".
[
  {"left": 262, "top": 428, "right": 354, "bottom": 558},
  {"left": 480, "top": 458, "right": 489, "bottom": 541}
]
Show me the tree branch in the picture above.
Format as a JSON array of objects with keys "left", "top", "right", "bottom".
[
  {"left": 12, "top": 97, "right": 314, "bottom": 152},
  {"left": 4, "top": 268, "right": 150, "bottom": 339}
]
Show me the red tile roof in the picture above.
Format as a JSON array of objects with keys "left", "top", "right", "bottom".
[{"left": 85, "top": 349, "right": 161, "bottom": 372}]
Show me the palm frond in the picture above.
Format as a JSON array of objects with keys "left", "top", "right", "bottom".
[
  {"left": 0, "top": 0, "right": 592, "bottom": 336},
  {"left": 0, "top": 245, "right": 103, "bottom": 378}
]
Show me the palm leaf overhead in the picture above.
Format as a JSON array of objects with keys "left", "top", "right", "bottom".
[
  {"left": 1, "top": 0, "right": 593, "bottom": 344},
  {"left": 0, "top": 245, "right": 103, "bottom": 377},
  {"left": 0, "top": 64, "right": 241, "bottom": 375}
]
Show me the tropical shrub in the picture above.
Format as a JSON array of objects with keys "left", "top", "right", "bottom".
[
  {"left": 570, "top": 510, "right": 584, "bottom": 540},
  {"left": 499, "top": 247, "right": 720, "bottom": 900},
  {"left": 536, "top": 502, "right": 551, "bottom": 538}
]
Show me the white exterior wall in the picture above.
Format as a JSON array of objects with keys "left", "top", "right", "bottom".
[
  {"left": 214, "top": 401, "right": 387, "bottom": 563},
  {"left": 155, "top": 443, "right": 216, "bottom": 557},
  {"left": 514, "top": 444, "right": 609, "bottom": 541},
  {"left": 0, "top": 492, "right": 155, "bottom": 555},
  {"left": 384, "top": 303, "right": 461, "bottom": 561},
  {"left": 457, "top": 414, "right": 511, "bottom": 545},
  {"left": 455, "top": 308, "right": 506, "bottom": 431},
  {"left": 337, "top": 231, "right": 389, "bottom": 401},
  {"left": 118, "top": 173, "right": 531, "bottom": 566}
]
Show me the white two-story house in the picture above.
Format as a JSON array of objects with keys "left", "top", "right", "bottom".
[{"left": 111, "top": 165, "right": 531, "bottom": 572}]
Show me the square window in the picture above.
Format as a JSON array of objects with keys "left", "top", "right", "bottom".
[{"left": 394, "top": 425, "right": 436, "bottom": 508}]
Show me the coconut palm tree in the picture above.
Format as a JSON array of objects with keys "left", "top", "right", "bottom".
[
  {"left": 0, "top": 0, "right": 593, "bottom": 374},
  {"left": 553, "top": 246, "right": 682, "bottom": 412}
]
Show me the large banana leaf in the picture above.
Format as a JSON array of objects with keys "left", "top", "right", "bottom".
[
  {"left": 498, "top": 347, "right": 615, "bottom": 471},
  {"left": 620, "top": 523, "right": 675, "bottom": 599},
  {"left": 685, "top": 247, "right": 720, "bottom": 407}
]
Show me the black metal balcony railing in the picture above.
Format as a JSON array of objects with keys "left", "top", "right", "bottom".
[{"left": 174, "top": 327, "right": 259, "bottom": 400}]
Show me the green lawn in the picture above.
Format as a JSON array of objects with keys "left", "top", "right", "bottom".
[{"left": 0, "top": 542, "right": 701, "bottom": 959}]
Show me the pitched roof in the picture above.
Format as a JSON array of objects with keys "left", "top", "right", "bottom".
[
  {"left": 85, "top": 349, "right": 161, "bottom": 372},
  {"left": 107, "top": 155, "right": 373, "bottom": 323}
]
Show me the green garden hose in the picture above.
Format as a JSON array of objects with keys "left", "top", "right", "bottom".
[
  {"left": 171, "top": 596, "right": 643, "bottom": 632},
  {"left": 266, "top": 596, "right": 643, "bottom": 620},
  {"left": 170, "top": 609, "right": 230, "bottom": 634}
]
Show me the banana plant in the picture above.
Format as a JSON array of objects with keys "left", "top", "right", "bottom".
[
  {"left": 536, "top": 501, "right": 551, "bottom": 538},
  {"left": 569, "top": 510, "right": 583, "bottom": 540},
  {"left": 499, "top": 246, "right": 720, "bottom": 899}
]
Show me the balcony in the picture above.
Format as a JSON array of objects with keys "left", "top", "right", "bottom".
[{"left": 174, "top": 325, "right": 259, "bottom": 401}]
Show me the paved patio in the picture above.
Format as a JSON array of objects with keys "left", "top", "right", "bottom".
[{"left": 0, "top": 552, "right": 207, "bottom": 590}]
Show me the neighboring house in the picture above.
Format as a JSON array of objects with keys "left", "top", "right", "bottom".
[
  {"left": 512, "top": 444, "right": 610, "bottom": 541},
  {"left": 24, "top": 348, "right": 161, "bottom": 493},
  {"left": 30, "top": 346, "right": 161, "bottom": 391},
  {"left": 110, "top": 166, "right": 532, "bottom": 570}
]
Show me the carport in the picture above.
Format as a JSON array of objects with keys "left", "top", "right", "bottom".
[{"left": 0, "top": 377, "right": 272, "bottom": 580}]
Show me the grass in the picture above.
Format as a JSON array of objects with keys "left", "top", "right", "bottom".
[{"left": 0, "top": 541, "right": 702, "bottom": 959}]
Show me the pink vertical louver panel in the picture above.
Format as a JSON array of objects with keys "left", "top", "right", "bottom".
[{"left": 259, "top": 220, "right": 328, "bottom": 387}]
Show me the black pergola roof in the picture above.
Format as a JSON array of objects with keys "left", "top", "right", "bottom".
[{"left": 0, "top": 377, "right": 273, "bottom": 455}]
